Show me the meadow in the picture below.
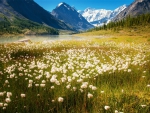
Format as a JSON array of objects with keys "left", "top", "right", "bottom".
[{"left": 0, "top": 35, "right": 150, "bottom": 113}]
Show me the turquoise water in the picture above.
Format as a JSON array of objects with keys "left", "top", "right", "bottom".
[{"left": 0, "top": 35, "right": 83, "bottom": 43}]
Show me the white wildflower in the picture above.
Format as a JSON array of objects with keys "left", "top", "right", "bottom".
[
  {"left": 35, "top": 84, "right": 39, "bottom": 87},
  {"left": 25, "top": 78, "right": 28, "bottom": 80},
  {"left": 80, "top": 89, "right": 83, "bottom": 93},
  {"left": 28, "top": 84, "right": 32, "bottom": 88},
  {"left": 5, "top": 80, "right": 9, "bottom": 84},
  {"left": 104, "top": 105, "right": 110, "bottom": 110},
  {"left": 58, "top": 97, "right": 64, "bottom": 103},
  {"left": 4, "top": 103, "right": 8, "bottom": 107},
  {"left": 147, "top": 84, "right": 150, "bottom": 87},
  {"left": 52, "top": 100, "right": 55, "bottom": 102},
  {"left": 46, "top": 74, "right": 50, "bottom": 79},
  {"left": 87, "top": 93, "right": 93, "bottom": 99},
  {"left": 61, "top": 77, "right": 66, "bottom": 83},
  {"left": 0, "top": 103, "right": 3, "bottom": 107},
  {"left": 115, "top": 110, "right": 119, "bottom": 113},
  {"left": 66, "top": 84, "right": 71, "bottom": 89},
  {"left": 0, "top": 92, "right": 4, "bottom": 96},
  {"left": 101, "top": 91, "right": 104, "bottom": 94},
  {"left": 21, "top": 94, "right": 26, "bottom": 98},
  {"left": 55, "top": 81, "right": 60, "bottom": 85},
  {"left": 141, "top": 105, "right": 147, "bottom": 108},
  {"left": 10, "top": 74, "right": 15, "bottom": 78},
  {"left": 77, "top": 78, "right": 83, "bottom": 83},
  {"left": 42, "top": 80, "right": 46, "bottom": 84},
  {"left": 143, "top": 71, "right": 146, "bottom": 73},
  {"left": 7, "top": 92, "right": 12, "bottom": 98},
  {"left": 73, "top": 87, "right": 77, "bottom": 91},
  {"left": 5, "top": 98, "right": 11, "bottom": 103},
  {"left": 127, "top": 69, "right": 131, "bottom": 72},
  {"left": 50, "top": 77, "right": 57, "bottom": 83},
  {"left": 29, "top": 80, "right": 33, "bottom": 84},
  {"left": 91, "top": 86, "right": 97, "bottom": 90},
  {"left": 51, "top": 86, "right": 55, "bottom": 89},
  {"left": 3, "top": 107, "right": 6, "bottom": 110},
  {"left": 19, "top": 73, "right": 23, "bottom": 76},
  {"left": 81, "top": 82, "right": 88, "bottom": 89},
  {"left": 40, "top": 84, "right": 45, "bottom": 87}
]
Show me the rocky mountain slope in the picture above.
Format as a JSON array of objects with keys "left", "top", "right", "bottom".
[
  {"left": 51, "top": 2, "right": 93, "bottom": 31},
  {"left": 0, "top": 0, "right": 74, "bottom": 31},
  {"left": 113, "top": 0, "right": 150, "bottom": 21}
]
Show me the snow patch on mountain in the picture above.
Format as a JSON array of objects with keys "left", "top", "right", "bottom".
[
  {"left": 78, "top": 5, "right": 127, "bottom": 26},
  {"left": 57, "top": 3, "right": 63, "bottom": 7},
  {"left": 57, "top": 2, "right": 76, "bottom": 12}
]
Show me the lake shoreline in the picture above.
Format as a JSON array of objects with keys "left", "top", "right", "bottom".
[{"left": 0, "top": 35, "right": 88, "bottom": 44}]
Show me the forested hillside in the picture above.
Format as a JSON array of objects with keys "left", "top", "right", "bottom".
[
  {"left": 0, "top": 17, "right": 59, "bottom": 35},
  {"left": 88, "top": 13, "right": 150, "bottom": 32}
]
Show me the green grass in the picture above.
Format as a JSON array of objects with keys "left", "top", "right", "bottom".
[
  {"left": 0, "top": 37, "right": 150, "bottom": 113},
  {"left": 76, "top": 24, "right": 150, "bottom": 39}
]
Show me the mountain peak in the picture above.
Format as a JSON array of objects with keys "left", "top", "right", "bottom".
[
  {"left": 56, "top": 2, "right": 76, "bottom": 11},
  {"left": 79, "top": 5, "right": 127, "bottom": 26},
  {"left": 51, "top": 2, "right": 93, "bottom": 31},
  {"left": 57, "top": 2, "right": 71, "bottom": 8},
  {"left": 0, "top": 0, "right": 74, "bottom": 30},
  {"left": 57, "top": 2, "right": 64, "bottom": 7},
  {"left": 57, "top": 2, "right": 68, "bottom": 7},
  {"left": 84, "top": 7, "right": 94, "bottom": 11}
]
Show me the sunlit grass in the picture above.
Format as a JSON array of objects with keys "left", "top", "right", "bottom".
[
  {"left": 0, "top": 37, "right": 150, "bottom": 113},
  {"left": 77, "top": 25, "right": 150, "bottom": 41}
]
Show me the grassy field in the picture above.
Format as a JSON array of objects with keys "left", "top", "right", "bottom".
[
  {"left": 77, "top": 25, "right": 150, "bottom": 37},
  {"left": 0, "top": 29, "right": 150, "bottom": 113}
]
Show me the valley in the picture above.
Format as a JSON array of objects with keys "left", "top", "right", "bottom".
[{"left": 0, "top": 0, "right": 150, "bottom": 113}]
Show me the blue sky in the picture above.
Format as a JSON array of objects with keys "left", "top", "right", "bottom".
[{"left": 34, "top": 0, "right": 134, "bottom": 12}]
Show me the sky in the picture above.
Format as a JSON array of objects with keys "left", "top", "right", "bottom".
[{"left": 34, "top": 0, "right": 134, "bottom": 12}]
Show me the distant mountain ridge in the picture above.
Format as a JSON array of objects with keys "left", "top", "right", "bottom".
[
  {"left": 113, "top": 0, "right": 150, "bottom": 21},
  {"left": 78, "top": 5, "right": 127, "bottom": 26},
  {"left": 51, "top": 2, "right": 94, "bottom": 31},
  {"left": 1, "top": 0, "right": 150, "bottom": 34}
]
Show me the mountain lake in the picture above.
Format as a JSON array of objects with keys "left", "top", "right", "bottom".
[
  {"left": 0, "top": 35, "right": 86, "bottom": 43},
  {"left": 0, "top": 35, "right": 108, "bottom": 43}
]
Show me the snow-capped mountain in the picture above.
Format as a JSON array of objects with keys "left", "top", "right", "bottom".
[
  {"left": 51, "top": 2, "right": 93, "bottom": 31},
  {"left": 78, "top": 5, "right": 127, "bottom": 26}
]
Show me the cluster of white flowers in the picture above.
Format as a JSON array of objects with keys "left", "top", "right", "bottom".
[
  {"left": 0, "top": 39, "right": 149, "bottom": 111},
  {"left": 0, "top": 91, "right": 12, "bottom": 109}
]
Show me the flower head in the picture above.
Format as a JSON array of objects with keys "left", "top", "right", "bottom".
[
  {"left": 104, "top": 106, "right": 110, "bottom": 110},
  {"left": 58, "top": 97, "right": 64, "bottom": 103},
  {"left": 87, "top": 93, "right": 93, "bottom": 99},
  {"left": 21, "top": 94, "right": 26, "bottom": 98},
  {"left": 5, "top": 98, "right": 11, "bottom": 103},
  {"left": 0, "top": 103, "right": 3, "bottom": 107}
]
